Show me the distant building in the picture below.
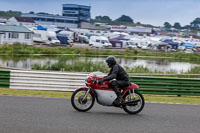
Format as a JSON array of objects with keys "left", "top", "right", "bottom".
[
  {"left": 109, "top": 25, "right": 152, "bottom": 34},
  {"left": 126, "top": 26, "right": 152, "bottom": 34},
  {"left": 21, "top": 4, "right": 91, "bottom": 28},
  {"left": 109, "top": 25, "right": 127, "bottom": 32},
  {"left": 0, "top": 25, "right": 33, "bottom": 45},
  {"left": 8, "top": 17, "right": 35, "bottom": 28},
  {"left": 21, "top": 13, "right": 79, "bottom": 28},
  {"left": 0, "top": 32, "right": 4, "bottom": 44},
  {"left": 80, "top": 22, "right": 95, "bottom": 29},
  {"left": 0, "top": 17, "right": 7, "bottom": 24},
  {"left": 197, "top": 32, "right": 200, "bottom": 37},
  {"left": 94, "top": 22, "right": 108, "bottom": 27},
  {"left": 62, "top": 4, "right": 91, "bottom": 24}
]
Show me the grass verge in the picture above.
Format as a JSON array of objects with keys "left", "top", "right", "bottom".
[
  {"left": 0, "top": 88, "right": 200, "bottom": 105},
  {"left": 1, "top": 43, "right": 200, "bottom": 62}
]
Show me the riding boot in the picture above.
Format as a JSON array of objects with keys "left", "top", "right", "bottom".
[{"left": 113, "top": 87, "right": 123, "bottom": 105}]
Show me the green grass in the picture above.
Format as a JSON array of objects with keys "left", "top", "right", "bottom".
[
  {"left": 32, "top": 60, "right": 109, "bottom": 73},
  {"left": 32, "top": 60, "right": 200, "bottom": 74},
  {"left": 186, "top": 66, "right": 200, "bottom": 74},
  {"left": 0, "top": 88, "right": 199, "bottom": 105},
  {"left": 144, "top": 94, "right": 200, "bottom": 104},
  {"left": 1, "top": 43, "right": 200, "bottom": 62},
  {"left": 0, "top": 88, "right": 72, "bottom": 98}
]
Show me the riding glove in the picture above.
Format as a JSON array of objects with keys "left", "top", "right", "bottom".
[{"left": 97, "top": 79, "right": 104, "bottom": 84}]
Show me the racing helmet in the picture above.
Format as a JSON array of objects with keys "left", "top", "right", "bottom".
[{"left": 105, "top": 56, "right": 117, "bottom": 68}]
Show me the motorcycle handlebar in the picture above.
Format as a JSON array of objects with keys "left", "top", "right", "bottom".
[{"left": 92, "top": 78, "right": 97, "bottom": 84}]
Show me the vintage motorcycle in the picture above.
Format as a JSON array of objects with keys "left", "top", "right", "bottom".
[{"left": 71, "top": 72, "right": 145, "bottom": 114}]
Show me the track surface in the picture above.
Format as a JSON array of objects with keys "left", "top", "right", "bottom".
[{"left": 0, "top": 95, "right": 199, "bottom": 133}]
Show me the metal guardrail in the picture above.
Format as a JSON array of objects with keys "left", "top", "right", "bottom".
[
  {"left": 9, "top": 70, "right": 87, "bottom": 91},
  {"left": 0, "top": 69, "right": 10, "bottom": 88},
  {"left": 131, "top": 76, "right": 200, "bottom": 95},
  {"left": 1, "top": 69, "right": 200, "bottom": 95}
]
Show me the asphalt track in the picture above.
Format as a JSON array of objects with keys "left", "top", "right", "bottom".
[{"left": 0, "top": 95, "right": 199, "bottom": 133}]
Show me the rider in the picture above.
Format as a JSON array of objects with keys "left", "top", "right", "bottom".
[{"left": 98, "top": 56, "right": 131, "bottom": 105}]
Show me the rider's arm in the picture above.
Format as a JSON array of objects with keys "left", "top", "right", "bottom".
[{"left": 102, "top": 65, "right": 119, "bottom": 82}]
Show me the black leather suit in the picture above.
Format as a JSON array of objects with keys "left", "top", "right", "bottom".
[{"left": 102, "top": 64, "right": 130, "bottom": 96}]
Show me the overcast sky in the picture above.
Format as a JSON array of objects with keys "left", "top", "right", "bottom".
[{"left": 0, "top": 0, "right": 200, "bottom": 26}]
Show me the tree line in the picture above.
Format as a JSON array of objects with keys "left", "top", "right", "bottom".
[
  {"left": 0, "top": 10, "right": 21, "bottom": 18},
  {"left": 0, "top": 10, "right": 200, "bottom": 30},
  {"left": 164, "top": 18, "right": 200, "bottom": 30},
  {"left": 93, "top": 15, "right": 200, "bottom": 30}
]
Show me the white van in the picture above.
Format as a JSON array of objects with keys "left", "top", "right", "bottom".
[
  {"left": 89, "top": 36, "right": 112, "bottom": 48},
  {"left": 33, "top": 30, "right": 60, "bottom": 45},
  {"left": 122, "top": 41, "right": 138, "bottom": 49}
]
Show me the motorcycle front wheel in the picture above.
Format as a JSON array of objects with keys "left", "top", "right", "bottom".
[
  {"left": 123, "top": 90, "right": 145, "bottom": 114},
  {"left": 71, "top": 88, "right": 95, "bottom": 112}
]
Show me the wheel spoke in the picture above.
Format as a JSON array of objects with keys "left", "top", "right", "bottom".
[
  {"left": 125, "top": 92, "right": 143, "bottom": 112},
  {"left": 73, "top": 90, "right": 93, "bottom": 110}
]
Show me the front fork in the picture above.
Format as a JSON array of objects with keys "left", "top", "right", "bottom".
[
  {"left": 128, "top": 89, "right": 136, "bottom": 101},
  {"left": 82, "top": 87, "right": 91, "bottom": 101}
]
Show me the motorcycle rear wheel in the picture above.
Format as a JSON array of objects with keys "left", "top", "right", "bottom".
[
  {"left": 71, "top": 88, "right": 95, "bottom": 112},
  {"left": 123, "top": 90, "right": 145, "bottom": 114}
]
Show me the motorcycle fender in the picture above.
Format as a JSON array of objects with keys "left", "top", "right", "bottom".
[
  {"left": 130, "top": 83, "right": 139, "bottom": 89},
  {"left": 121, "top": 83, "right": 139, "bottom": 96},
  {"left": 76, "top": 87, "right": 89, "bottom": 91},
  {"left": 76, "top": 87, "right": 95, "bottom": 96}
]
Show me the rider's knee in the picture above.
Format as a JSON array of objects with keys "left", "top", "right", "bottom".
[{"left": 110, "top": 80, "right": 117, "bottom": 87}]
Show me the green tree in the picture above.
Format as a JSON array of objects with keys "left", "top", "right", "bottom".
[
  {"left": 183, "top": 25, "right": 190, "bottom": 29},
  {"left": 95, "top": 15, "right": 112, "bottom": 21},
  {"left": 29, "top": 11, "right": 35, "bottom": 14},
  {"left": 173, "top": 22, "right": 182, "bottom": 29},
  {"left": 115, "top": 15, "right": 134, "bottom": 23},
  {"left": 95, "top": 16, "right": 102, "bottom": 20},
  {"left": 190, "top": 18, "right": 200, "bottom": 30},
  {"left": 0, "top": 10, "right": 21, "bottom": 17},
  {"left": 102, "top": 16, "right": 112, "bottom": 21},
  {"left": 164, "top": 22, "right": 171, "bottom": 29}
]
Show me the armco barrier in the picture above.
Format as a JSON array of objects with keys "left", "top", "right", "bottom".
[
  {"left": 1, "top": 69, "right": 200, "bottom": 95},
  {"left": 9, "top": 70, "right": 87, "bottom": 91},
  {"left": 131, "top": 76, "right": 200, "bottom": 95},
  {"left": 0, "top": 69, "right": 10, "bottom": 88}
]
